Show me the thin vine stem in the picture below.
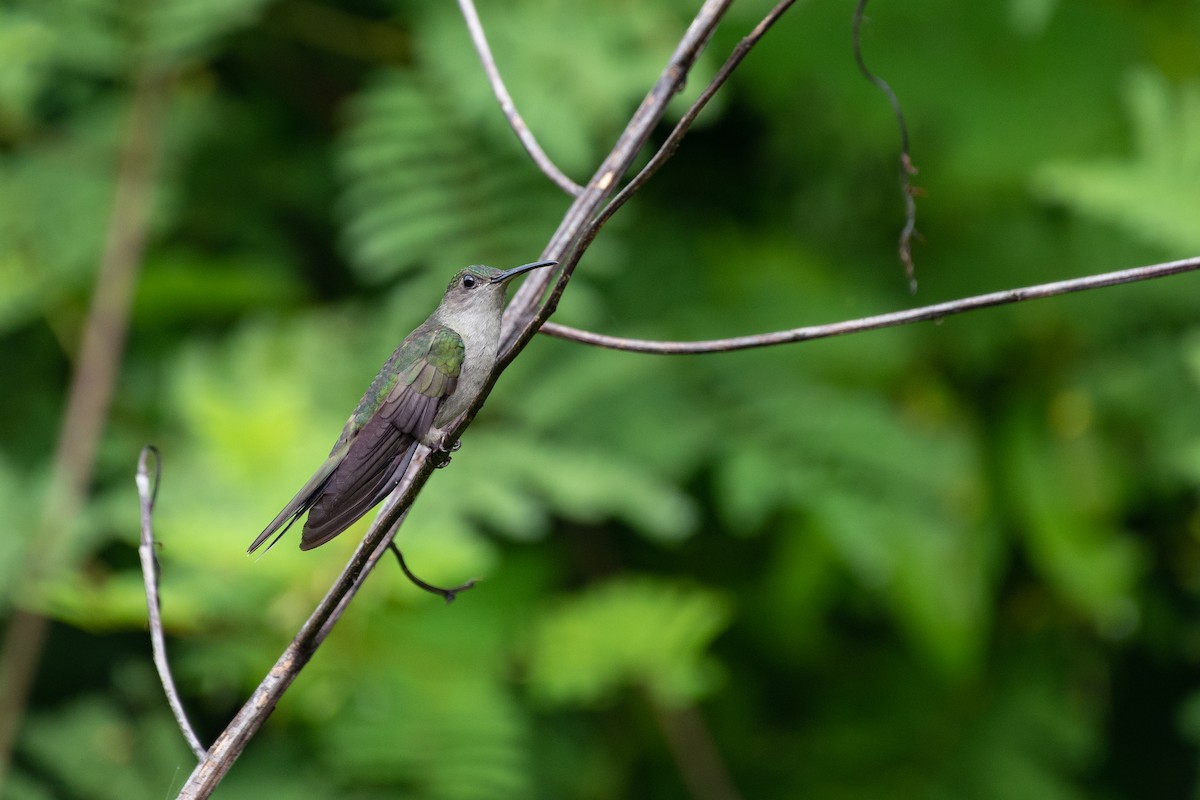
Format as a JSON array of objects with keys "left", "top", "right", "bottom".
[{"left": 539, "top": 256, "right": 1200, "bottom": 354}]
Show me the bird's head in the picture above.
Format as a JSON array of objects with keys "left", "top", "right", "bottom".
[{"left": 438, "top": 260, "right": 557, "bottom": 319}]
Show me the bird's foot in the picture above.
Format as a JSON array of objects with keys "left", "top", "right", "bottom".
[
  {"left": 422, "top": 430, "right": 462, "bottom": 469},
  {"left": 388, "top": 543, "right": 477, "bottom": 604}
]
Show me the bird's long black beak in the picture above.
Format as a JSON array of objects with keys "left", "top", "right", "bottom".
[{"left": 491, "top": 259, "right": 557, "bottom": 284}]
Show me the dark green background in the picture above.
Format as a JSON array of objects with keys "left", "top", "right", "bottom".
[{"left": 3, "top": 0, "right": 1200, "bottom": 797}]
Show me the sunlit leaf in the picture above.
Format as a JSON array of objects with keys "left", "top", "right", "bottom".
[
  {"left": 1034, "top": 69, "right": 1200, "bottom": 251},
  {"left": 526, "top": 577, "right": 732, "bottom": 706}
]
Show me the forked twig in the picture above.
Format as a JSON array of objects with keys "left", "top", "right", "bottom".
[
  {"left": 136, "top": 446, "right": 207, "bottom": 761},
  {"left": 505, "top": 0, "right": 740, "bottom": 351},
  {"left": 586, "top": 0, "right": 798, "bottom": 244}
]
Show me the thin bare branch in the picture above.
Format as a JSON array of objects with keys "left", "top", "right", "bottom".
[
  {"left": 853, "top": 0, "right": 919, "bottom": 292},
  {"left": 539, "top": 255, "right": 1200, "bottom": 354},
  {"left": 316, "top": 504, "right": 413, "bottom": 643},
  {"left": 457, "top": 0, "right": 583, "bottom": 196},
  {"left": 137, "top": 447, "right": 207, "bottom": 761},
  {"left": 388, "top": 544, "right": 477, "bottom": 604}
]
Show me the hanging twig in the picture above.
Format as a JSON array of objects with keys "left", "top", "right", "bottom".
[
  {"left": 853, "top": 0, "right": 920, "bottom": 292},
  {"left": 538, "top": 255, "right": 1200, "bottom": 354},
  {"left": 387, "top": 544, "right": 478, "bottom": 604},
  {"left": 456, "top": 0, "right": 583, "bottom": 196},
  {"left": 136, "top": 447, "right": 207, "bottom": 761}
]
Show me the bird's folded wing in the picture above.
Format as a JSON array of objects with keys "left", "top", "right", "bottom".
[
  {"left": 299, "top": 415, "right": 420, "bottom": 550},
  {"left": 299, "top": 337, "right": 461, "bottom": 549}
]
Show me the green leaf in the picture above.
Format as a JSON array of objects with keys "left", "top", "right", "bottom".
[
  {"left": 16, "top": 697, "right": 193, "bottom": 800},
  {"left": 415, "top": 429, "right": 698, "bottom": 544},
  {"left": 141, "top": 0, "right": 274, "bottom": 67},
  {"left": 0, "top": 103, "right": 124, "bottom": 326},
  {"left": 1000, "top": 400, "right": 1143, "bottom": 633},
  {"left": 0, "top": 9, "right": 55, "bottom": 134},
  {"left": 525, "top": 577, "right": 732, "bottom": 707},
  {"left": 322, "top": 678, "right": 530, "bottom": 800},
  {"left": 307, "top": 595, "right": 536, "bottom": 800},
  {"left": 711, "top": 373, "right": 997, "bottom": 673},
  {"left": 1033, "top": 68, "right": 1200, "bottom": 251}
]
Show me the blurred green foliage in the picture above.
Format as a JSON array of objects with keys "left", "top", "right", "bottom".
[{"left": 2, "top": 0, "right": 1200, "bottom": 797}]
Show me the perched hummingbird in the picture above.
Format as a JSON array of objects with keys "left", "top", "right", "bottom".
[{"left": 248, "top": 260, "right": 556, "bottom": 555}]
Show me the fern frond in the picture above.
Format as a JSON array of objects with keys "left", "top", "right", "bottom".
[
  {"left": 1034, "top": 69, "right": 1200, "bottom": 251},
  {"left": 337, "top": 72, "right": 560, "bottom": 284},
  {"left": 526, "top": 577, "right": 731, "bottom": 707}
]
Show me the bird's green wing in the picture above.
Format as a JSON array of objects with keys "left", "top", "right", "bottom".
[
  {"left": 296, "top": 326, "right": 464, "bottom": 550},
  {"left": 248, "top": 326, "right": 465, "bottom": 554}
]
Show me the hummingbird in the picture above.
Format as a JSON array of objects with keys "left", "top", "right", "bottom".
[{"left": 248, "top": 260, "right": 557, "bottom": 560}]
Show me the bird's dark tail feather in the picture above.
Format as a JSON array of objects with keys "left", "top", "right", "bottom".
[{"left": 248, "top": 509, "right": 305, "bottom": 556}]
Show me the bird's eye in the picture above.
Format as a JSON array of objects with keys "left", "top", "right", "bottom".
[{"left": 462, "top": 275, "right": 477, "bottom": 289}]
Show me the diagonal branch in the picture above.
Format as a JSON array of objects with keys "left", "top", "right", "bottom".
[
  {"left": 163, "top": 1, "right": 1189, "bottom": 795},
  {"left": 457, "top": 0, "right": 583, "bottom": 196},
  {"left": 137, "top": 447, "right": 207, "bottom": 761},
  {"left": 586, "top": 0, "right": 798, "bottom": 245},
  {"left": 538, "top": 255, "right": 1200, "bottom": 354},
  {"left": 503, "top": 0, "right": 736, "bottom": 355},
  {"left": 176, "top": 2, "right": 767, "bottom": 794}
]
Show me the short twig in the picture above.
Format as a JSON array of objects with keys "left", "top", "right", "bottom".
[
  {"left": 539, "top": 255, "right": 1200, "bottom": 354},
  {"left": 853, "top": 0, "right": 920, "bottom": 292},
  {"left": 387, "top": 543, "right": 478, "bottom": 604},
  {"left": 457, "top": 0, "right": 583, "bottom": 196},
  {"left": 136, "top": 446, "right": 207, "bottom": 761}
]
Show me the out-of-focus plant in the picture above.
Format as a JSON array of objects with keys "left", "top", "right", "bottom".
[{"left": 2, "top": 0, "right": 1199, "bottom": 798}]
